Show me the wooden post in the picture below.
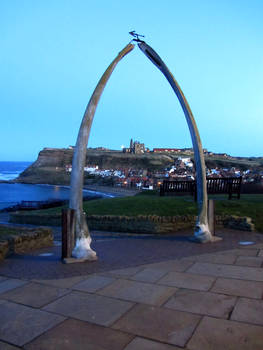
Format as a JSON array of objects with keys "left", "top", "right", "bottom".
[
  {"left": 160, "top": 184, "right": 164, "bottom": 196},
  {"left": 207, "top": 199, "right": 215, "bottom": 236},
  {"left": 61, "top": 209, "right": 76, "bottom": 259}
]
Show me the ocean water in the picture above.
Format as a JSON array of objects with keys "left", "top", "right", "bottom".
[
  {"left": 0, "top": 161, "right": 32, "bottom": 181},
  {"left": 0, "top": 161, "right": 112, "bottom": 210},
  {"left": 0, "top": 183, "right": 74, "bottom": 210}
]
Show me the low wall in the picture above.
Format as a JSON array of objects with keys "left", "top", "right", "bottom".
[
  {"left": 87, "top": 215, "right": 196, "bottom": 233},
  {"left": 9, "top": 213, "right": 255, "bottom": 233},
  {"left": 10, "top": 214, "right": 61, "bottom": 226},
  {"left": 0, "top": 226, "right": 53, "bottom": 261},
  {"left": 87, "top": 215, "right": 255, "bottom": 233},
  {"left": 216, "top": 215, "right": 255, "bottom": 232}
]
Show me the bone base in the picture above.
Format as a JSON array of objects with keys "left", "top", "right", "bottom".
[
  {"left": 63, "top": 256, "right": 97, "bottom": 264},
  {"left": 192, "top": 223, "right": 222, "bottom": 243},
  {"left": 189, "top": 235, "right": 222, "bottom": 244},
  {"left": 72, "top": 237, "right": 97, "bottom": 260}
]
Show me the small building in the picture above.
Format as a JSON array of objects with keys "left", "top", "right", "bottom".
[{"left": 153, "top": 148, "right": 180, "bottom": 153}]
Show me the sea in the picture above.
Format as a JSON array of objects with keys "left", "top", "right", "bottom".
[
  {"left": 0, "top": 161, "right": 31, "bottom": 181},
  {"left": 0, "top": 161, "right": 111, "bottom": 210}
]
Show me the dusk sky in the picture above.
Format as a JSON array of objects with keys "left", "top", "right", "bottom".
[{"left": 1, "top": 0, "right": 262, "bottom": 161}]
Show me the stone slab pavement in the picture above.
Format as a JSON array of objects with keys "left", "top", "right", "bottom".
[{"left": 0, "top": 229, "right": 263, "bottom": 349}]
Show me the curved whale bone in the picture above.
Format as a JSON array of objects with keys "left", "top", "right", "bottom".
[
  {"left": 138, "top": 41, "right": 215, "bottom": 243},
  {"left": 69, "top": 43, "right": 135, "bottom": 260}
]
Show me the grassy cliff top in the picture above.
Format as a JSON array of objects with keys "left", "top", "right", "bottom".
[{"left": 12, "top": 193, "right": 263, "bottom": 232}]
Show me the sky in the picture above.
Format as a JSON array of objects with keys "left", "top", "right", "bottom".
[{"left": 1, "top": 0, "right": 263, "bottom": 161}]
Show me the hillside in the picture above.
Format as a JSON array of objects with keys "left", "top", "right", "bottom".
[
  {"left": 16, "top": 148, "right": 175, "bottom": 185},
  {"left": 205, "top": 156, "right": 263, "bottom": 171},
  {"left": 16, "top": 147, "right": 263, "bottom": 185}
]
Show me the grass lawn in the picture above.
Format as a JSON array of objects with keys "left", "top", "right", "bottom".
[
  {"left": 83, "top": 195, "right": 198, "bottom": 216},
  {"left": 13, "top": 193, "right": 263, "bottom": 232},
  {"left": 16, "top": 195, "right": 197, "bottom": 217},
  {"left": 214, "top": 194, "right": 263, "bottom": 232}
]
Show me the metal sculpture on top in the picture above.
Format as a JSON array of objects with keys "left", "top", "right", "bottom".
[{"left": 129, "top": 30, "right": 145, "bottom": 42}]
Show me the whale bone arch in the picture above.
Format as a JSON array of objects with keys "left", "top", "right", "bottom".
[{"left": 69, "top": 41, "right": 213, "bottom": 260}]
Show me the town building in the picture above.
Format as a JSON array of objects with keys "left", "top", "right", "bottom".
[{"left": 153, "top": 148, "right": 180, "bottom": 153}]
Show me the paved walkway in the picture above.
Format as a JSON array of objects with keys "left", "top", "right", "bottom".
[{"left": 1, "top": 230, "right": 263, "bottom": 349}]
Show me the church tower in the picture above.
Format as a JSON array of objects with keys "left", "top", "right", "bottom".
[{"left": 130, "top": 138, "right": 134, "bottom": 152}]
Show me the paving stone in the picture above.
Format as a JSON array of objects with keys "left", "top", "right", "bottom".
[
  {"left": 130, "top": 268, "right": 168, "bottom": 283},
  {"left": 240, "top": 243, "right": 263, "bottom": 250},
  {"left": 158, "top": 271, "right": 215, "bottom": 291},
  {"left": 164, "top": 289, "right": 236, "bottom": 318},
  {"left": 72, "top": 275, "right": 116, "bottom": 293},
  {"left": 235, "top": 256, "right": 263, "bottom": 267},
  {"left": 112, "top": 303, "right": 201, "bottom": 347},
  {"left": 211, "top": 277, "right": 263, "bottom": 299},
  {"left": 0, "top": 300, "right": 65, "bottom": 346},
  {"left": 24, "top": 318, "right": 134, "bottom": 350},
  {"left": 141, "top": 259, "right": 194, "bottom": 272},
  {"left": 187, "top": 262, "right": 263, "bottom": 281},
  {"left": 33, "top": 275, "right": 87, "bottom": 288},
  {"left": 0, "top": 279, "right": 28, "bottom": 294},
  {"left": 43, "top": 291, "right": 134, "bottom": 326},
  {"left": 187, "top": 316, "right": 263, "bottom": 350},
  {"left": 1, "top": 282, "right": 70, "bottom": 308},
  {"left": 231, "top": 297, "right": 263, "bottom": 326},
  {"left": 123, "top": 336, "right": 181, "bottom": 350},
  {"left": 0, "top": 341, "right": 20, "bottom": 350},
  {"left": 184, "top": 253, "right": 237, "bottom": 265},
  {"left": 98, "top": 279, "right": 176, "bottom": 306},
  {"left": 219, "top": 248, "right": 259, "bottom": 256},
  {"left": 103, "top": 266, "right": 143, "bottom": 278}
]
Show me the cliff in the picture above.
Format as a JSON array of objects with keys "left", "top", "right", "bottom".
[
  {"left": 16, "top": 147, "right": 263, "bottom": 186},
  {"left": 16, "top": 148, "right": 74, "bottom": 185},
  {"left": 16, "top": 148, "right": 175, "bottom": 185}
]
